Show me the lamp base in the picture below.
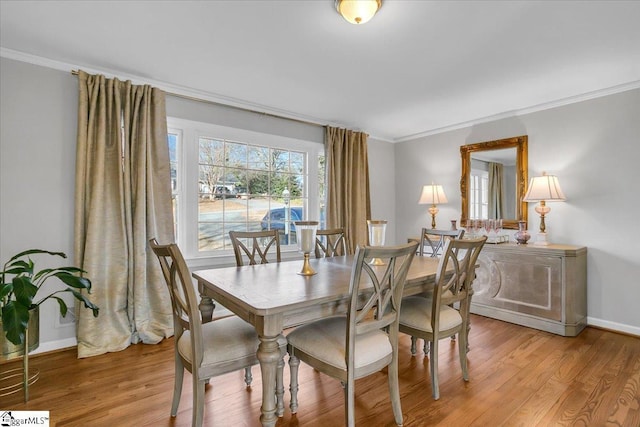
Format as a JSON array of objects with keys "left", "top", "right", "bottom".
[{"left": 533, "top": 232, "right": 550, "bottom": 245}]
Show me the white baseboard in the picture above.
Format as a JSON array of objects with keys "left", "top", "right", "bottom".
[
  {"left": 31, "top": 337, "right": 77, "bottom": 355},
  {"left": 587, "top": 317, "right": 640, "bottom": 337}
]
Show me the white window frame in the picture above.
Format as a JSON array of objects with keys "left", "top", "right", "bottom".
[
  {"left": 168, "top": 117, "right": 323, "bottom": 264},
  {"left": 470, "top": 169, "right": 489, "bottom": 220}
]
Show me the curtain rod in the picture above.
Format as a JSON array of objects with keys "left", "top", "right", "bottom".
[{"left": 71, "top": 69, "right": 323, "bottom": 129}]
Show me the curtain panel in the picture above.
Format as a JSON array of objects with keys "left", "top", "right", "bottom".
[
  {"left": 488, "top": 162, "right": 504, "bottom": 219},
  {"left": 74, "top": 71, "right": 175, "bottom": 358},
  {"left": 325, "top": 126, "right": 371, "bottom": 254}
]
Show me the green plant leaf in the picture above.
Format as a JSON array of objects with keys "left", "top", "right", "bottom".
[
  {"left": 52, "top": 296, "right": 68, "bottom": 317},
  {"left": 69, "top": 289, "right": 100, "bottom": 317},
  {"left": 8, "top": 249, "right": 66, "bottom": 263},
  {"left": 3, "top": 260, "right": 32, "bottom": 275},
  {"left": 53, "top": 272, "right": 92, "bottom": 290},
  {"left": 0, "top": 282, "right": 12, "bottom": 300},
  {"left": 1, "top": 300, "right": 29, "bottom": 346},
  {"left": 12, "top": 276, "right": 38, "bottom": 307}
]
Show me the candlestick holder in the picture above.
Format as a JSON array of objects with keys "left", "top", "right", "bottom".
[
  {"left": 367, "top": 219, "right": 387, "bottom": 265},
  {"left": 294, "top": 221, "right": 318, "bottom": 275}
]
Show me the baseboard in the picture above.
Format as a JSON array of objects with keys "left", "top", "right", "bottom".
[
  {"left": 31, "top": 337, "right": 77, "bottom": 356},
  {"left": 587, "top": 317, "right": 640, "bottom": 337}
]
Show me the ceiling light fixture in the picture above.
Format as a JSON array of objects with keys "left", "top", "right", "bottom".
[{"left": 335, "top": 0, "right": 382, "bottom": 25}]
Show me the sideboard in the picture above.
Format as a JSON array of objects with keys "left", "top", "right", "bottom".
[{"left": 470, "top": 242, "right": 587, "bottom": 336}]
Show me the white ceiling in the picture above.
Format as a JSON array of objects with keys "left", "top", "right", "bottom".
[{"left": 2, "top": 1, "right": 639, "bottom": 142}]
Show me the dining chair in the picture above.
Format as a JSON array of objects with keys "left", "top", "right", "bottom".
[
  {"left": 228, "top": 229, "right": 287, "bottom": 415},
  {"left": 419, "top": 227, "right": 465, "bottom": 258},
  {"left": 416, "top": 227, "right": 466, "bottom": 352},
  {"left": 398, "top": 236, "right": 486, "bottom": 400},
  {"left": 314, "top": 227, "right": 347, "bottom": 258},
  {"left": 149, "top": 239, "right": 286, "bottom": 426},
  {"left": 287, "top": 241, "right": 419, "bottom": 427},
  {"left": 229, "top": 229, "right": 281, "bottom": 266}
]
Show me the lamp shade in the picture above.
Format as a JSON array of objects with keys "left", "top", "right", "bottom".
[
  {"left": 523, "top": 174, "right": 566, "bottom": 202},
  {"left": 418, "top": 184, "right": 448, "bottom": 205},
  {"left": 336, "top": 0, "right": 381, "bottom": 24}
]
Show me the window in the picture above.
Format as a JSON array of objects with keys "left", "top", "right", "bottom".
[
  {"left": 168, "top": 130, "right": 180, "bottom": 241},
  {"left": 469, "top": 169, "right": 488, "bottom": 219},
  {"left": 168, "top": 118, "right": 324, "bottom": 260}
]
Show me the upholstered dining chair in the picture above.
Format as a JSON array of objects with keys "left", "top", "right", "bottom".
[
  {"left": 149, "top": 239, "right": 286, "bottom": 426},
  {"left": 229, "top": 229, "right": 281, "bottom": 266},
  {"left": 287, "top": 241, "right": 419, "bottom": 427},
  {"left": 227, "top": 229, "right": 287, "bottom": 415},
  {"left": 416, "top": 227, "right": 466, "bottom": 353},
  {"left": 419, "top": 227, "right": 465, "bottom": 258},
  {"left": 398, "top": 236, "right": 486, "bottom": 400},
  {"left": 314, "top": 227, "right": 347, "bottom": 258}
]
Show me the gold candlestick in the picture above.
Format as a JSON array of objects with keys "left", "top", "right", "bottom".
[
  {"left": 295, "top": 221, "right": 318, "bottom": 276},
  {"left": 299, "top": 252, "right": 315, "bottom": 276}
]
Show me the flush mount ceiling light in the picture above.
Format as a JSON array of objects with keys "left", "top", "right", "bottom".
[{"left": 335, "top": 0, "right": 382, "bottom": 25}]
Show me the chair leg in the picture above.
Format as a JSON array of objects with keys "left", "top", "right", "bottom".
[
  {"left": 388, "top": 356, "right": 404, "bottom": 426},
  {"left": 276, "top": 355, "right": 285, "bottom": 417},
  {"left": 410, "top": 336, "right": 417, "bottom": 355},
  {"left": 171, "top": 357, "right": 184, "bottom": 416},
  {"left": 459, "top": 328, "right": 469, "bottom": 382},
  {"left": 430, "top": 339, "right": 440, "bottom": 400},
  {"left": 344, "top": 378, "right": 356, "bottom": 427},
  {"left": 244, "top": 366, "right": 253, "bottom": 386},
  {"left": 193, "top": 378, "right": 206, "bottom": 427},
  {"left": 423, "top": 340, "right": 430, "bottom": 354},
  {"left": 288, "top": 354, "right": 300, "bottom": 414}
]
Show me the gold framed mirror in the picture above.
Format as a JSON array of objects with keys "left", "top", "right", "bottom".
[{"left": 460, "top": 135, "right": 528, "bottom": 230}]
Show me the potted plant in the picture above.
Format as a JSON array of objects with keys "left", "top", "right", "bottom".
[{"left": 1, "top": 249, "right": 99, "bottom": 356}]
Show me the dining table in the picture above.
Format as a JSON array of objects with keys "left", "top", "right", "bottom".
[{"left": 192, "top": 254, "right": 440, "bottom": 427}]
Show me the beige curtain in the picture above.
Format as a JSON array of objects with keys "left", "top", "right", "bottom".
[
  {"left": 74, "top": 71, "right": 175, "bottom": 358},
  {"left": 488, "top": 162, "right": 504, "bottom": 219},
  {"left": 325, "top": 126, "right": 371, "bottom": 254}
]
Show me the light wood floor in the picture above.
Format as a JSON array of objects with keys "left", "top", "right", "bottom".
[{"left": 2, "top": 315, "right": 639, "bottom": 426}]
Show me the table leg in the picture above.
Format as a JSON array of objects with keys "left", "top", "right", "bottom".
[
  {"left": 198, "top": 294, "right": 215, "bottom": 323},
  {"left": 257, "top": 334, "right": 282, "bottom": 427}
]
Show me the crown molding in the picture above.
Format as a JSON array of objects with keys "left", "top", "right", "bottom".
[
  {"left": 3, "top": 47, "right": 638, "bottom": 144},
  {"left": 0, "top": 47, "right": 340, "bottom": 130},
  {"left": 394, "top": 80, "right": 640, "bottom": 143}
]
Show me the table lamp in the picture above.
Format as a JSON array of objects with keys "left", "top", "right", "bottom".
[
  {"left": 418, "top": 184, "right": 448, "bottom": 229},
  {"left": 522, "top": 172, "right": 566, "bottom": 245}
]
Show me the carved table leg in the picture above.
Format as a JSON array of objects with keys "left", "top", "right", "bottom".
[
  {"left": 257, "top": 335, "right": 281, "bottom": 427},
  {"left": 198, "top": 294, "right": 215, "bottom": 323}
]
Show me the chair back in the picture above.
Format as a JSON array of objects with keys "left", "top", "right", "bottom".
[
  {"left": 433, "top": 236, "right": 487, "bottom": 309},
  {"left": 346, "top": 242, "right": 418, "bottom": 369},
  {"left": 314, "top": 228, "right": 346, "bottom": 258},
  {"left": 149, "top": 239, "right": 205, "bottom": 366},
  {"left": 229, "top": 230, "right": 281, "bottom": 266},
  {"left": 419, "top": 228, "right": 465, "bottom": 257}
]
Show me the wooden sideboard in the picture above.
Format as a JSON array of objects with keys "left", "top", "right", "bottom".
[{"left": 470, "top": 242, "right": 587, "bottom": 336}]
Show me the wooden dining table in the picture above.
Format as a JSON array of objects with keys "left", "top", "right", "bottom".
[{"left": 192, "top": 254, "right": 440, "bottom": 427}]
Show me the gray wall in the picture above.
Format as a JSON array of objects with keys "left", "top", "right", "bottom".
[
  {"left": 1, "top": 58, "right": 79, "bottom": 352},
  {"left": 0, "top": 57, "right": 396, "bottom": 351},
  {"left": 394, "top": 88, "right": 640, "bottom": 333}
]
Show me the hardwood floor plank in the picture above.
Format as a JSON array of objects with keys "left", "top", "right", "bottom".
[{"left": 1, "top": 315, "right": 638, "bottom": 426}]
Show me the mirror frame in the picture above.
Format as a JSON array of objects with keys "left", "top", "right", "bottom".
[{"left": 460, "top": 135, "right": 528, "bottom": 230}]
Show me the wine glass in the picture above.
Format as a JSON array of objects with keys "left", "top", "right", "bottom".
[{"left": 484, "top": 219, "right": 495, "bottom": 238}]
